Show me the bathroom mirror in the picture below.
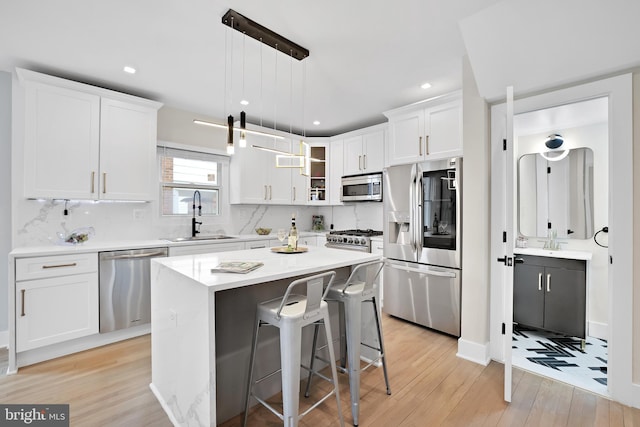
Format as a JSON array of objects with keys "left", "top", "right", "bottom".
[{"left": 518, "top": 147, "right": 594, "bottom": 239}]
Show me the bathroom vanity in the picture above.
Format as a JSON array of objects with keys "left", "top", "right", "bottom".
[{"left": 513, "top": 248, "right": 591, "bottom": 339}]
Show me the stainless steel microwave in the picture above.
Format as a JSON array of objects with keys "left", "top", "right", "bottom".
[{"left": 341, "top": 172, "right": 383, "bottom": 202}]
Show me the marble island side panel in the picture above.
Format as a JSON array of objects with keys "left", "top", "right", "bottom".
[{"left": 150, "top": 246, "right": 380, "bottom": 426}]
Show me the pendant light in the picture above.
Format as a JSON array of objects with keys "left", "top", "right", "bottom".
[{"left": 239, "top": 33, "right": 247, "bottom": 148}]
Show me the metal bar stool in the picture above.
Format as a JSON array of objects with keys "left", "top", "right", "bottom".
[
  {"left": 304, "top": 260, "right": 390, "bottom": 426},
  {"left": 243, "top": 271, "right": 345, "bottom": 427}
]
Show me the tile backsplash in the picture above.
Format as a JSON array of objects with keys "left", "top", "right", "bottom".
[{"left": 12, "top": 199, "right": 383, "bottom": 247}]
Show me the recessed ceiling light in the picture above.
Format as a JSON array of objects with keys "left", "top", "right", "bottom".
[
  {"left": 240, "top": 99, "right": 249, "bottom": 106},
  {"left": 421, "top": 82, "right": 431, "bottom": 89},
  {"left": 313, "top": 120, "right": 320, "bottom": 126},
  {"left": 123, "top": 66, "right": 136, "bottom": 74}
]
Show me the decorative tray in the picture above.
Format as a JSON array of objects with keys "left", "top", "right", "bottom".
[{"left": 270, "top": 246, "right": 308, "bottom": 254}]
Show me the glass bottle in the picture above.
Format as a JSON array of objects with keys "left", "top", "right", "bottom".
[
  {"left": 288, "top": 214, "right": 298, "bottom": 249},
  {"left": 432, "top": 213, "right": 439, "bottom": 233}
]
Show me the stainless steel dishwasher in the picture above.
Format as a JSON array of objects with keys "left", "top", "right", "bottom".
[{"left": 99, "top": 247, "right": 168, "bottom": 333}]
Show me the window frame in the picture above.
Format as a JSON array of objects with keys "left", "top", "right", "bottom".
[{"left": 157, "top": 144, "right": 229, "bottom": 218}]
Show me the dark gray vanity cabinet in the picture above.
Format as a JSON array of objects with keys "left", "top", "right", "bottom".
[{"left": 513, "top": 255, "right": 586, "bottom": 338}]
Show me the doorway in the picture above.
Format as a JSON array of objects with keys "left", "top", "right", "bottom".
[
  {"left": 489, "top": 74, "right": 634, "bottom": 405},
  {"left": 511, "top": 97, "right": 608, "bottom": 397}
]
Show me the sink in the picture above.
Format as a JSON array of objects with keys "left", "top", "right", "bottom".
[{"left": 163, "top": 235, "right": 236, "bottom": 242}]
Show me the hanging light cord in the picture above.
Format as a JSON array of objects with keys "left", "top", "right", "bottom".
[
  {"left": 289, "top": 49, "right": 293, "bottom": 135},
  {"left": 594, "top": 226, "right": 608, "bottom": 248}
]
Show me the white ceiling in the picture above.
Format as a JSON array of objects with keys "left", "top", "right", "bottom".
[
  {"left": 459, "top": 0, "right": 640, "bottom": 101},
  {"left": 0, "top": 0, "right": 638, "bottom": 137}
]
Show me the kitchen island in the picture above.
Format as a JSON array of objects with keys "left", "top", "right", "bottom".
[{"left": 149, "top": 245, "right": 380, "bottom": 426}]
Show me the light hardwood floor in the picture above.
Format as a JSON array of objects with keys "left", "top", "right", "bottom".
[{"left": 1, "top": 314, "right": 638, "bottom": 426}]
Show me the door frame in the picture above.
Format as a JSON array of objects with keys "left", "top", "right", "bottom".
[{"left": 489, "top": 74, "right": 633, "bottom": 405}]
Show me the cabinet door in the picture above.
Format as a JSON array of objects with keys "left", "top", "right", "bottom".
[
  {"left": 424, "top": 101, "right": 461, "bottom": 160},
  {"left": 99, "top": 98, "right": 158, "bottom": 201},
  {"left": 387, "top": 110, "right": 424, "bottom": 166},
  {"left": 267, "top": 139, "right": 294, "bottom": 204},
  {"left": 343, "top": 135, "right": 364, "bottom": 175},
  {"left": 329, "top": 139, "right": 344, "bottom": 205},
  {"left": 513, "top": 263, "right": 545, "bottom": 328},
  {"left": 16, "top": 273, "right": 99, "bottom": 351},
  {"left": 543, "top": 266, "right": 586, "bottom": 337},
  {"left": 245, "top": 240, "right": 270, "bottom": 249},
  {"left": 23, "top": 82, "right": 100, "bottom": 199},
  {"left": 230, "top": 138, "right": 270, "bottom": 204},
  {"left": 299, "top": 236, "right": 317, "bottom": 247},
  {"left": 362, "top": 130, "right": 384, "bottom": 172},
  {"left": 168, "top": 242, "right": 245, "bottom": 256}
]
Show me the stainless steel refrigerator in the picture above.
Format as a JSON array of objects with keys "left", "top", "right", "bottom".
[{"left": 382, "top": 157, "right": 462, "bottom": 336}]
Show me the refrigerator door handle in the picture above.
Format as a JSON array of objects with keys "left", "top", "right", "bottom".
[
  {"left": 388, "top": 262, "right": 457, "bottom": 278},
  {"left": 409, "top": 164, "right": 417, "bottom": 252},
  {"left": 415, "top": 167, "right": 423, "bottom": 260}
]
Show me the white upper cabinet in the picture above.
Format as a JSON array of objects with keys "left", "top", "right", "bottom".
[
  {"left": 342, "top": 126, "right": 385, "bottom": 176},
  {"left": 22, "top": 82, "right": 101, "bottom": 200},
  {"left": 230, "top": 134, "right": 292, "bottom": 205},
  {"left": 18, "top": 68, "right": 162, "bottom": 201},
  {"left": 385, "top": 91, "right": 462, "bottom": 166},
  {"left": 303, "top": 140, "right": 329, "bottom": 205},
  {"left": 98, "top": 98, "right": 159, "bottom": 200},
  {"left": 329, "top": 139, "right": 344, "bottom": 205}
]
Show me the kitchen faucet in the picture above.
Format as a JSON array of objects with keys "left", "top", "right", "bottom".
[{"left": 192, "top": 190, "right": 202, "bottom": 237}]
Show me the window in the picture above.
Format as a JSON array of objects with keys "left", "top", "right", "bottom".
[{"left": 159, "top": 147, "right": 225, "bottom": 216}]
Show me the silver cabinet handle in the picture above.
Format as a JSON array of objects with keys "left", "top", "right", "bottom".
[
  {"left": 293, "top": 186, "right": 296, "bottom": 201},
  {"left": 538, "top": 272, "right": 542, "bottom": 291},
  {"left": 358, "top": 155, "right": 362, "bottom": 170},
  {"left": 269, "top": 185, "right": 272, "bottom": 200},
  {"left": 363, "top": 154, "right": 367, "bottom": 170},
  {"left": 42, "top": 262, "right": 77, "bottom": 269},
  {"left": 102, "top": 172, "right": 107, "bottom": 194},
  {"left": 425, "top": 135, "right": 430, "bottom": 155},
  {"left": 419, "top": 136, "right": 422, "bottom": 156},
  {"left": 91, "top": 171, "right": 96, "bottom": 194},
  {"left": 21, "top": 289, "right": 25, "bottom": 317},
  {"left": 546, "top": 273, "right": 551, "bottom": 292},
  {"left": 264, "top": 185, "right": 268, "bottom": 200}
]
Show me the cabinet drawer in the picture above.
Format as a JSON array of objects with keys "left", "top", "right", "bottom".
[{"left": 16, "top": 253, "right": 98, "bottom": 281}]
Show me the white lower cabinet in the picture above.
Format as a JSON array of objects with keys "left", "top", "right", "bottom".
[
  {"left": 168, "top": 242, "right": 246, "bottom": 256},
  {"left": 246, "top": 240, "right": 279, "bottom": 249},
  {"left": 16, "top": 272, "right": 99, "bottom": 352},
  {"left": 298, "top": 236, "right": 318, "bottom": 247}
]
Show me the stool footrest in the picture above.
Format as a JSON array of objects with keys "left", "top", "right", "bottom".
[
  {"left": 252, "top": 395, "right": 285, "bottom": 422},
  {"left": 254, "top": 368, "right": 282, "bottom": 385}
]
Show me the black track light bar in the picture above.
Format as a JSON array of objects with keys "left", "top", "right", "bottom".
[{"left": 222, "top": 9, "right": 309, "bottom": 61}]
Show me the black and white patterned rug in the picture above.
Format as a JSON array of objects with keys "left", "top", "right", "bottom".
[{"left": 512, "top": 325, "right": 608, "bottom": 396}]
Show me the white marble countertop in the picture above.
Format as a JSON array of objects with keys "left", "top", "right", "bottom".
[
  {"left": 152, "top": 245, "right": 380, "bottom": 292},
  {"left": 514, "top": 247, "right": 592, "bottom": 261},
  {"left": 9, "top": 232, "right": 326, "bottom": 258}
]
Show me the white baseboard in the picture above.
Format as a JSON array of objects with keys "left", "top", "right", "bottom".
[
  {"left": 456, "top": 338, "right": 490, "bottom": 366},
  {"left": 633, "top": 383, "right": 640, "bottom": 409},
  {"left": 588, "top": 321, "right": 608, "bottom": 341},
  {"left": 0, "top": 330, "right": 8, "bottom": 348}
]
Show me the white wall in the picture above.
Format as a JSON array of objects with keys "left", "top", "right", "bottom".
[
  {"left": 0, "top": 71, "right": 11, "bottom": 339},
  {"left": 516, "top": 122, "right": 609, "bottom": 336},
  {"left": 457, "top": 56, "right": 491, "bottom": 364}
]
